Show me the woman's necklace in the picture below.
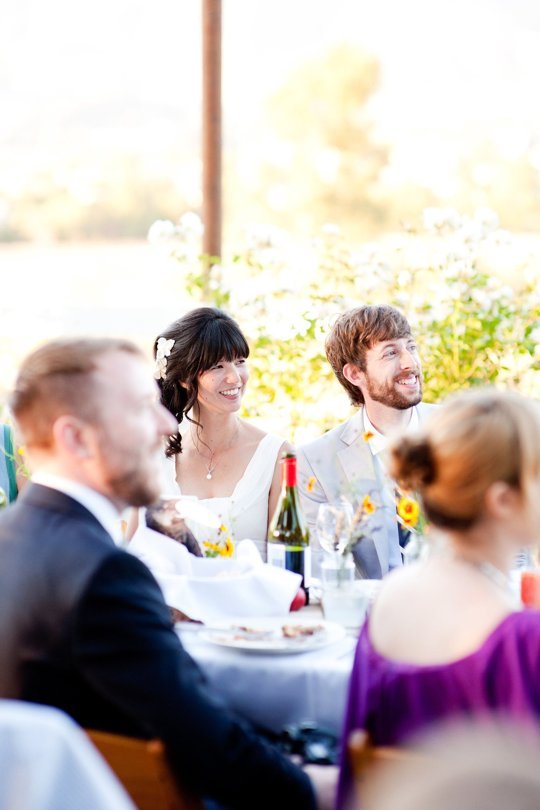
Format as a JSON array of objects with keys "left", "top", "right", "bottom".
[
  {"left": 192, "top": 421, "right": 240, "bottom": 480},
  {"left": 475, "top": 561, "right": 512, "bottom": 593},
  {"left": 453, "top": 554, "right": 512, "bottom": 594}
]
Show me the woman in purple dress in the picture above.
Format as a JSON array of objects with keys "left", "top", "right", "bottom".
[{"left": 337, "top": 389, "right": 540, "bottom": 810}]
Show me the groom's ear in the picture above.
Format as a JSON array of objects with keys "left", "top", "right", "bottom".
[{"left": 343, "top": 363, "right": 365, "bottom": 391}]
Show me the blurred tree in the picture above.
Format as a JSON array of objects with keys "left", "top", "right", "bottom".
[
  {"left": 4, "top": 155, "right": 191, "bottom": 242},
  {"left": 455, "top": 141, "right": 540, "bottom": 232},
  {"left": 234, "top": 44, "right": 391, "bottom": 241}
]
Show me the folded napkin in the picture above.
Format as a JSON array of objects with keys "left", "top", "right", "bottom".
[{"left": 128, "top": 525, "right": 301, "bottom": 623}]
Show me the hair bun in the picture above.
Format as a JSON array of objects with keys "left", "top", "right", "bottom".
[{"left": 390, "top": 436, "right": 436, "bottom": 491}]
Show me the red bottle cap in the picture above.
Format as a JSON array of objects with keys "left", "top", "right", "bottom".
[{"left": 282, "top": 455, "right": 297, "bottom": 487}]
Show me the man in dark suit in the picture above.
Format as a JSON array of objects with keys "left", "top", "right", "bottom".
[{"left": 0, "top": 338, "right": 317, "bottom": 810}]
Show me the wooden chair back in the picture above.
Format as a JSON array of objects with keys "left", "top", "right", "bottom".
[
  {"left": 348, "top": 728, "right": 425, "bottom": 808},
  {"left": 348, "top": 729, "right": 420, "bottom": 776},
  {"left": 87, "top": 730, "right": 203, "bottom": 810}
]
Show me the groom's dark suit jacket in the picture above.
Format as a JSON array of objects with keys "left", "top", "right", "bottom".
[{"left": 0, "top": 484, "right": 315, "bottom": 810}]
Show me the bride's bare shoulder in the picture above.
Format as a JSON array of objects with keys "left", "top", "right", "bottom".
[{"left": 240, "top": 420, "right": 266, "bottom": 442}]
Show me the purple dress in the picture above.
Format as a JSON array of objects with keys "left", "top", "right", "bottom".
[{"left": 337, "top": 610, "right": 540, "bottom": 810}]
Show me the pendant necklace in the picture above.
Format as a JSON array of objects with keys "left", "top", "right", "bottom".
[
  {"left": 453, "top": 554, "right": 512, "bottom": 594},
  {"left": 476, "top": 561, "right": 512, "bottom": 593},
  {"left": 204, "top": 448, "right": 219, "bottom": 480},
  {"left": 192, "top": 421, "right": 240, "bottom": 480}
]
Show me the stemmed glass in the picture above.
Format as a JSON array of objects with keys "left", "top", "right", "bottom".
[
  {"left": 315, "top": 500, "right": 356, "bottom": 589},
  {"left": 315, "top": 500, "right": 353, "bottom": 557}
]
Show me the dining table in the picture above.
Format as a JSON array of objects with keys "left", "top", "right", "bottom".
[{"left": 176, "top": 605, "right": 358, "bottom": 736}]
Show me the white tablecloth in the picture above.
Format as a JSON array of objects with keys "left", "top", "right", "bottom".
[
  {"left": 177, "top": 617, "right": 356, "bottom": 735},
  {"left": 0, "top": 700, "right": 134, "bottom": 810}
]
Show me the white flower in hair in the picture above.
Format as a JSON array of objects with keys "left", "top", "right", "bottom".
[{"left": 154, "top": 337, "right": 175, "bottom": 380}]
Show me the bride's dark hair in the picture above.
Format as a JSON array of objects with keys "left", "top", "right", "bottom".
[{"left": 154, "top": 307, "right": 250, "bottom": 457}]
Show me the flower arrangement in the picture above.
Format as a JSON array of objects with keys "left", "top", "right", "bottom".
[
  {"left": 203, "top": 523, "right": 235, "bottom": 558},
  {"left": 395, "top": 489, "right": 429, "bottom": 563},
  {"left": 315, "top": 491, "right": 380, "bottom": 588},
  {"left": 344, "top": 494, "right": 377, "bottom": 554},
  {"left": 396, "top": 492, "right": 425, "bottom": 531},
  {"left": 316, "top": 493, "right": 378, "bottom": 558},
  {"left": 0, "top": 436, "right": 31, "bottom": 502},
  {"left": 15, "top": 445, "right": 31, "bottom": 481}
]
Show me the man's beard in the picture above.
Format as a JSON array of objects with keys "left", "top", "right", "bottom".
[
  {"left": 105, "top": 467, "right": 160, "bottom": 507},
  {"left": 99, "top": 441, "right": 162, "bottom": 507},
  {"left": 365, "top": 373, "right": 423, "bottom": 410}
]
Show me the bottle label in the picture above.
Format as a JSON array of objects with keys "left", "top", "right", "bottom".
[{"left": 267, "top": 544, "right": 311, "bottom": 585}]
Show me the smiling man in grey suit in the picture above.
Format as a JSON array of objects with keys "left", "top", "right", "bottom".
[{"left": 298, "top": 305, "right": 436, "bottom": 579}]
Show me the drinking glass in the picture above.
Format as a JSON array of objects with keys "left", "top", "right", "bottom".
[{"left": 315, "top": 500, "right": 354, "bottom": 557}]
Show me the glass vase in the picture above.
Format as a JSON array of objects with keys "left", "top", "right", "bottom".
[{"left": 320, "top": 554, "right": 370, "bottom": 629}]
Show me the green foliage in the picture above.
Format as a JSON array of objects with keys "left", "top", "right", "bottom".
[{"left": 150, "top": 208, "right": 540, "bottom": 441}]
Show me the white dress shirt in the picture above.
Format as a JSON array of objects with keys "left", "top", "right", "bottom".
[{"left": 362, "top": 407, "right": 420, "bottom": 459}]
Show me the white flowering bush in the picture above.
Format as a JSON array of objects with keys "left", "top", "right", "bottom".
[{"left": 148, "top": 209, "right": 540, "bottom": 440}]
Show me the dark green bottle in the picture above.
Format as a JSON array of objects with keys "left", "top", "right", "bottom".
[{"left": 267, "top": 452, "right": 310, "bottom": 603}]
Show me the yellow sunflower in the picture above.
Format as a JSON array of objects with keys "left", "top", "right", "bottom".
[
  {"left": 222, "top": 537, "right": 235, "bottom": 557},
  {"left": 362, "top": 494, "right": 376, "bottom": 515},
  {"left": 397, "top": 496, "right": 420, "bottom": 528}
]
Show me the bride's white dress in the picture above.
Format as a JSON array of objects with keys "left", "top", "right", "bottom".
[{"left": 159, "top": 433, "right": 285, "bottom": 561}]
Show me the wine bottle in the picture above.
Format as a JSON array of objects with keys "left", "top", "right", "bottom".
[{"left": 267, "top": 452, "right": 310, "bottom": 603}]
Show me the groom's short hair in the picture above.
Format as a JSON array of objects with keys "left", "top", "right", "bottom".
[
  {"left": 11, "top": 337, "right": 143, "bottom": 449},
  {"left": 325, "top": 305, "right": 412, "bottom": 406}
]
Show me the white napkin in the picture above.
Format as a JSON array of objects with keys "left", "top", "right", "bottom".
[
  {"left": 128, "top": 524, "right": 193, "bottom": 575},
  {"left": 127, "top": 525, "right": 301, "bottom": 623}
]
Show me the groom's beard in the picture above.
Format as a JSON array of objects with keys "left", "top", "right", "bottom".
[{"left": 365, "top": 370, "right": 423, "bottom": 410}]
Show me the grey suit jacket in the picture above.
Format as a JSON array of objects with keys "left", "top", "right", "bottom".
[{"left": 297, "top": 403, "right": 436, "bottom": 579}]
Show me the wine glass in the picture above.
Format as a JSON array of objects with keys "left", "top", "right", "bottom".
[
  {"left": 315, "top": 500, "right": 354, "bottom": 557},
  {"left": 315, "top": 500, "right": 355, "bottom": 590}
]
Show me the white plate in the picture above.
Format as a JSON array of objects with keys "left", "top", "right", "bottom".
[{"left": 200, "top": 618, "right": 346, "bottom": 654}]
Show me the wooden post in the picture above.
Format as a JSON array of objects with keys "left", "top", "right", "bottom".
[{"left": 202, "top": 0, "right": 222, "bottom": 263}]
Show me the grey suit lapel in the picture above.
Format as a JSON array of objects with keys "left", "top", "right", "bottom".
[{"left": 336, "top": 409, "right": 377, "bottom": 487}]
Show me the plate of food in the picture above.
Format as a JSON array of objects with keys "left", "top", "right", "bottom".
[{"left": 200, "top": 618, "right": 346, "bottom": 654}]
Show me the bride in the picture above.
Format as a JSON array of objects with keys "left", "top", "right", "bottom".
[{"left": 150, "top": 306, "right": 290, "bottom": 560}]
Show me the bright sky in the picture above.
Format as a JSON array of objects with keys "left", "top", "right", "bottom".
[
  {"left": 3, "top": 0, "right": 540, "bottom": 164},
  {"left": 2, "top": 0, "right": 540, "bottom": 395}
]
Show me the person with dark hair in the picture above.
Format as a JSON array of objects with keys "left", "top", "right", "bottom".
[
  {"left": 151, "top": 307, "right": 290, "bottom": 560},
  {"left": 298, "top": 304, "right": 435, "bottom": 579},
  {"left": 0, "top": 337, "right": 319, "bottom": 810},
  {"left": 337, "top": 389, "right": 540, "bottom": 809}
]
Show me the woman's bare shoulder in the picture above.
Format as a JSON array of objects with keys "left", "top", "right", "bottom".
[
  {"left": 240, "top": 420, "right": 290, "bottom": 448},
  {"left": 370, "top": 564, "right": 428, "bottom": 621}
]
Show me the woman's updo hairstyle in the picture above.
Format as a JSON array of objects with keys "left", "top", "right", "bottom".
[
  {"left": 390, "top": 389, "right": 540, "bottom": 531},
  {"left": 154, "top": 307, "right": 249, "bottom": 457}
]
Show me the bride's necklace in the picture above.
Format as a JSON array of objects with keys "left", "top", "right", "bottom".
[{"left": 192, "top": 421, "right": 240, "bottom": 480}]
